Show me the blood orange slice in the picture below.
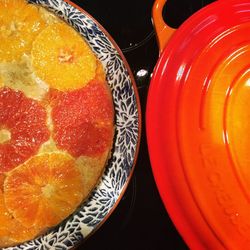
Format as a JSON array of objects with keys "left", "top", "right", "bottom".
[
  {"left": 0, "top": 87, "right": 49, "bottom": 173},
  {"left": 4, "top": 152, "right": 84, "bottom": 229},
  {"left": 31, "top": 22, "right": 97, "bottom": 91},
  {"left": 0, "top": 0, "right": 45, "bottom": 62},
  {"left": 49, "top": 80, "right": 114, "bottom": 157}
]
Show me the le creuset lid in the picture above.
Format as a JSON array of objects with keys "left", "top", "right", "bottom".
[{"left": 146, "top": 0, "right": 250, "bottom": 249}]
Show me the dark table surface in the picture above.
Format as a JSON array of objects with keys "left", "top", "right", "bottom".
[{"left": 70, "top": 1, "right": 214, "bottom": 249}]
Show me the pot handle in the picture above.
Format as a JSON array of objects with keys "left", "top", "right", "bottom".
[{"left": 152, "top": 0, "right": 176, "bottom": 54}]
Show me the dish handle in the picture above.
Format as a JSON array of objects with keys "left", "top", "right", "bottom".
[{"left": 152, "top": 0, "right": 176, "bottom": 54}]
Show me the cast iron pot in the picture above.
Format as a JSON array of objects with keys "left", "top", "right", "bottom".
[{"left": 147, "top": 0, "right": 250, "bottom": 249}]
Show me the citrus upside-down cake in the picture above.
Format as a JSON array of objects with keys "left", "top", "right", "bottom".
[{"left": 0, "top": 0, "right": 114, "bottom": 247}]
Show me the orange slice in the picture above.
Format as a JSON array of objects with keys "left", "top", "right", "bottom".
[
  {"left": 4, "top": 152, "right": 84, "bottom": 229},
  {"left": 95, "top": 60, "right": 106, "bottom": 82},
  {"left": 31, "top": 22, "right": 97, "bottom": 91},
  {"left": 0, "top": 0, "right": 46, "bottom": 62},
  {"left": 0, "top": 174, "right": 40, "bottom": 247},
  {"left": 49, "top": 80, "right": 114, "bottom": 157},
  {"left": 0, "top": 175, "right": 14, "bottom": 246},
  {"left": 0, "top": 87, "right": 50, "bottom": 173}
]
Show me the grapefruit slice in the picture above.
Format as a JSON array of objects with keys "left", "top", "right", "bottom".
[
  {"left": 49, "top": 80, "right": 114, "bottom": 157},
  {"left": 0, "top": 87, "right": 49, "bottom": 173}
]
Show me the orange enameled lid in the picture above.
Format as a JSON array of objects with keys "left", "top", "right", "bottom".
[{"left": 146, "top": 0, "right": 250, "bottom": 249}]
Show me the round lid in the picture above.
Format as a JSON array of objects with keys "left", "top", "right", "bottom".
[{"left": 146, "top": 0, "right": 250, "bottom": 249}]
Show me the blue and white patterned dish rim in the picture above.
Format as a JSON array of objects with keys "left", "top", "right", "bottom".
[{"left": 5, "top": 0, "right": 141, "bottom": 249}]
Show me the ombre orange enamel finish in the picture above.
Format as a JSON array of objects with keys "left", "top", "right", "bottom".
[{"left": 146, "top": 0, "right": 250, "bottom": 249}]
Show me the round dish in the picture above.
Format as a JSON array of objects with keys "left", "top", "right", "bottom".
[
  {"left": 147, "top": 0, "right": 250, "bottom": 249},
  {"left": 3, "top": 0, "right": 141, "bottom": 249}
]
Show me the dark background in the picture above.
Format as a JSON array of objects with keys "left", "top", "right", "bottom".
[{"left": 70, "top": 1, "right": 214, "bottom": 249}]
